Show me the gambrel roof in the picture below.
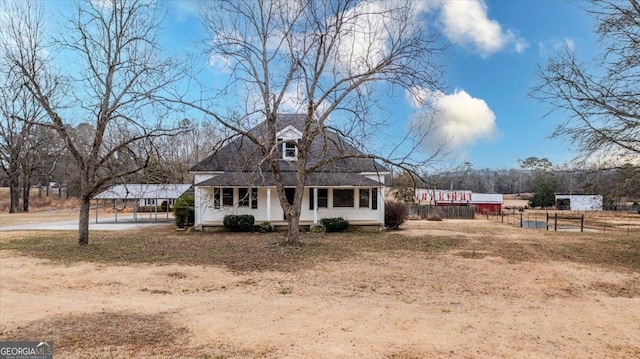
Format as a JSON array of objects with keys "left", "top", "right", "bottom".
[{"left": 191, "top": 114, "right": 389, "bottom": 186}]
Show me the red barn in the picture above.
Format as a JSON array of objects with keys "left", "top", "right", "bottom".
[{"left": 470, "top": 193, "right": 503, "bottom": 214}]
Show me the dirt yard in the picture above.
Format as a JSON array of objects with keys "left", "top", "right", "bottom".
[{"left": 1, "top": 218, "right": 639, "bottom": 358}]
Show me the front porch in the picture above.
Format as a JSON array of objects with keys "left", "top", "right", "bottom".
[{"left": 198, "top": 219, "right": 384, "bottom": 233}]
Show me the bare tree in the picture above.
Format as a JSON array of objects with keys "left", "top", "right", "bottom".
[
  {"left": 0, "top": 85, "right": 35, "bottom": 212},
  {"left": 0, "top": 0, "right": 56, "bottom": 213},
  {"left": 533, "top": 0, "right": 640, "bottom": 164},
  {"left": 2, "top": 0, "right": 185, "bottom": 245},
  {"left": 178, "top": 0, "right": 445, "bottom": 245},
  {"left": 143, "top": 119, "right": 221, "bottom": 184}
]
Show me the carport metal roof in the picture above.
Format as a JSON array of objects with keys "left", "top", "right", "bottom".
[{"left": 94, "top": 184, "right": 191, "bottom": 200}]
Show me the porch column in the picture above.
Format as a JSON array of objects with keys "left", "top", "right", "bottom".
[
  {"left": 266, "top": 188, "right": 271, "bottom": 222},
  {"left": 379, "top": 186, "right": 385, "bottom": 224},
  {"left": 313, "top": 187, "right": 318, "bottom": 224}
]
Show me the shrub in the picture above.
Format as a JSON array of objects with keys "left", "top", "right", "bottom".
[
  {"left": 320, "top": 217, "right": 349, "bottom": 232},
  {"left": 384, "top": 201, "right": 407, "bottom": 229},
  {"left": 259, "top": 221, "right": 273, "bottom": 233},
  {"left": 309, "top": 224, "right": 326, "bottom": 235},
  {"left": 160, "top": 200, "right": 169, "bottom": 212},
  {"left": 223, "top": 215, "right": 255, "bottom": 232},
  {"left": 173, "top": 195, "right": 195, "bottom": 228}
]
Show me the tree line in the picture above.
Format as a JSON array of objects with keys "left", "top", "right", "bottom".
[{"left": 391, "top": 157, "right": 640, "bottom": 209}]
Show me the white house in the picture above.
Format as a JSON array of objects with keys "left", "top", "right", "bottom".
[
  {"left": 555, "top": 194, "right": 603, "bottom": 211},
  {"left": 190, "top": 114, "right": 389, "bottom": 229}
]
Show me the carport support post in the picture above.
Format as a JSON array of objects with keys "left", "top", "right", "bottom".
[{"left": 95, "top": 199, "right": 99, "bottom": 224}]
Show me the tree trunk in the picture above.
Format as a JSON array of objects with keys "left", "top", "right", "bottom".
[
  {"left": 78, "top": 196, "right": 91, "bottom": 246},
  {"left": 8, "top": 173, "right": 21, "bottom": 213},
  {"left": 283, "top": 210, "right": 301, "bottom": 246},
  {"left": 22, "top": 178, "right": 30, "bottom": 212}
]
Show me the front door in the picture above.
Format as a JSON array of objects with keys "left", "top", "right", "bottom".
[{"left": 284, "top": 188, "right": 296, "bottom": 219}]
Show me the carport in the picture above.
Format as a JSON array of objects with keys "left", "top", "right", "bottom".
[{"left": 93, "top": 184, "right": 191, "bottom": 223}]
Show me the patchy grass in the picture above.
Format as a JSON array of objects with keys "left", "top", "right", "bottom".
[
  {"left": 0, "top": 228, "right": 465, "bottom": 272},
  {"left": 0, "top": 312, "right": 190, "bottom": 357},
  {"left": 462, "top": 230, "right": 640, "bottom": 271},
  {"left": 0, "top": 311, "right": 271, "bottom": 358},
  {"left": 1, "top": 222, "right": 638, "bottom": 273}
]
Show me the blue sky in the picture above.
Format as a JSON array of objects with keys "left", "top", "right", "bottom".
[
  {"left": 434, "top": 0, "right": 597, "bottom": 169},
  {"left": 164, "top": 0, "right": 600, "bottom": 170},
  {"left": 42, "top": 0, "right": 600, "bottom": 170}
]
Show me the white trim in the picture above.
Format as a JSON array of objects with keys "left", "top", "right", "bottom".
[{"left": 275, "top": 125, "right": 303, "bottom": 139}]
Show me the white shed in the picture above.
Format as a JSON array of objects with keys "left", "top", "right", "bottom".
[{"left": 555, "top": 194, "right": 603, "bottom": 211}]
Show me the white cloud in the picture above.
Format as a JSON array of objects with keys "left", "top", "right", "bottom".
[
  {"left": 335, "top": 1, "right": 392, "bottom": 75},
  {"left": 409, "top": 88, "right": 499, "bottom": 150},
  {"left": 436, "top": 0, "right": 528, "bottom": 57},
  {"left": 278, "top": 81, "right": 330, "bottom": 116},
  {"left": 171, "top": 0, "right": 199, "bottom": 21},
  {"left": 538, "top": 37, "right": 575, "bottom": 57}
]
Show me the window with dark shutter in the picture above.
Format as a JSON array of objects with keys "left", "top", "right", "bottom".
[
  {"left": 251, "top": 188, "right": 258, "bottom": 209},
  {"left": 372, "top": 188, "right": 378, "bottom": 210},
  {"left": 222, "top": 188, "right": 233, "bottom": 206}
]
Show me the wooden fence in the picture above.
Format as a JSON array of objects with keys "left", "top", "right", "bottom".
[
  {"left": 405, "top": 204, "right": 476, "bottom": 220},
  {"left": 487, "top": 210, "right": 638, "bottom": 235}
]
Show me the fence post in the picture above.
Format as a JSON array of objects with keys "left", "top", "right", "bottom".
[
  {"left": 581, "top": 214, "right": 584, "bottom": 232},
  {"left": 554, "top": 213, "right": 557, "bottom": 231},
  {"left": 546, "top": 212, "right": 549, "bottom": 231},
  {"left": 520, "top": 212, "right": 523, "bottom": 228}
]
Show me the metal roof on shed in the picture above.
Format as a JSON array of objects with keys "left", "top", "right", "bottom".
[
  {"left": 94, "top": 184, "right": 191, "bottom": 200},
  {"left": 470, "top": 193, "right": 503, "bottom": 204}
]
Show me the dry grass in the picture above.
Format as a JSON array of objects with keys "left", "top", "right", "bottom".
[
  {"left": 0, "top": 228, "right": 465, "bottom": 272},
  {"left": 1, "top": 221, "right": 638, "bottom": 273},
  {"left": 0, "top": 187, "right": 79, "bottom": 213},
  {"left": 0, "top": 312, "right": 190, "bottom": 358},
  {"left": 1, "top": 219, "right": 639, "bottom": 358},
  {"left": 465, "top": 230, "right": 640, "bottom": 271},
  {"left": 485, "top": 209, "right": 640, "bottom": 235}
]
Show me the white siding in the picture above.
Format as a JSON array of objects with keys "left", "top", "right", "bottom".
[{"left": 196, "top": 186, "right": 383, "bottom": 224}]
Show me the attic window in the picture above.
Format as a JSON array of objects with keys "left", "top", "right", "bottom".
[
  {"left": 284, "top": 141, "right": 297, "bottom": 159},
  {"left": 276, "top": 126, "right": 302, "bottom": 161},
  {"left": 278, "top": 138, "right": 298, "bottom": 160}
]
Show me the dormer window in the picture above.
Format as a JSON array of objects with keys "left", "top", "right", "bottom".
[
  {"left": 284, "top": 140, "right": 297, "bottom": 160},
  {"left": 276, "top": 125, "right": 302, "bottom": 161}
]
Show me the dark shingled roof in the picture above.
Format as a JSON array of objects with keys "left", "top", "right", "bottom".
[
  {"left": 191, "top": 114, "right": 389, "bottom": 186},
  {"left": 195, "top": 171, "right": 383, "bottom": 187}
]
